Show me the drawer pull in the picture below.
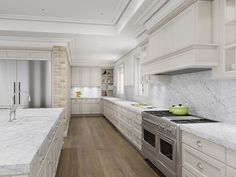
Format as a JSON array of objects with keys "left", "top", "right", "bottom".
[
  {"left": 196, "top": 140, "right": 202, "bottom": 147},
  {"left": 197, "top": 162, "right": 203, "bottom": 170}
]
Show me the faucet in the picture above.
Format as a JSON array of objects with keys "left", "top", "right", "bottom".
[{"left": 9, "top": 90, "right": 31, "bottom": 122}]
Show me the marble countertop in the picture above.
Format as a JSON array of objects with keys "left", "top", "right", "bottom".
[
  {"left": 0, "top": 108, "right": 63, "bottom": 176},
  {"left": 180, "top": 122, "right": 236, "bottom": 151},
  {"left": 102, "top": 97, "right": 166, "bottom": 113}
]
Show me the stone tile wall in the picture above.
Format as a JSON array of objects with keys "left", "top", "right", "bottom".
[{"left": 52, "top": 46, "right": 71, "bottom": 136}]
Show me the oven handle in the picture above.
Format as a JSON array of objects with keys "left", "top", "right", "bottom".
[{"left": 143, "top": 117, "right": 158, "bottom": 125}]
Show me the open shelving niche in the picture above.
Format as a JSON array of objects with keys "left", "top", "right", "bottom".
[{"left": 101, "top": 69, "right": 114, "bottom": 96}]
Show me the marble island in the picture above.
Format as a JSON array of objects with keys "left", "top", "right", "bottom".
[{"left": 0, "top": 108, "right": 64, "bottom": 177}]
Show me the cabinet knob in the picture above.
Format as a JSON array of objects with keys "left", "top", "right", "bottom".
[
  {"left": 197, "top": 162, "right": 203, "bottom": 170},
  {"left": 196, "top": 140, "right": 202, "bottom": 147}
]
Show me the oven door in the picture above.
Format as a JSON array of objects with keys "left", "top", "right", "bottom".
[
  {"left": 142, "top": 120, "right": 157, "bottom": 153},
  {"left": 157, "top": 132, "right": 176, "bottom": 170}
]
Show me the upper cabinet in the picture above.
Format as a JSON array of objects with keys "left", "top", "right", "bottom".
[
  {"left": 212, "top": 0, "right": 236, "bottom": 79},
  {"left": 141, "top": 0, "right": 219, "bottom": 75},
  {"left": 71, "top": 67, "right": 101, "bottom": 87}
]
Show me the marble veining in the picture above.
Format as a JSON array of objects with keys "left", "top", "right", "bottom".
[
  {"left": 180, "top": 122, "right": 236, "bottom": 151},
  {"left": 136, "top": 71, "right": 236, "bottom": 124},
  {"left": 0, "top": 108, "right": 63, "bottom": 176},
  {"left": 102, "top": 97, "right": 166, "bottom": 113}
]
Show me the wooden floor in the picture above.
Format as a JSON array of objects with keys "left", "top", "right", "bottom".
[{"left": 56, "top": 116, "right": 164, "bottom": 177}]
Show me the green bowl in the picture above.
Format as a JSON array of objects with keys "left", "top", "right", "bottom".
[{"left": 169, "top": 104, "right": 189, "bottom": 116}]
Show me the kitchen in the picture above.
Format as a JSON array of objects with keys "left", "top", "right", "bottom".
[{"left": 0, "top": 0, "right": 236, "bottom": 177}]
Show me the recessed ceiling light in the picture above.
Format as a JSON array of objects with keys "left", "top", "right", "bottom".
[
  {"left": 100, "top": 12, "right": 104, "bottom": 16},
  {"left": 41, "top": 8, "right": 46, "bottom": 12}
]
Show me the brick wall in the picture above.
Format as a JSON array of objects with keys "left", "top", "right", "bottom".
[{"left": 52, "top": 46, "right": 71, "bottom": 136}]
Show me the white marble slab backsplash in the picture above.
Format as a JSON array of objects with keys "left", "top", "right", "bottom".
[{"left": 124, "top": 71, "right": 236, "bottom": 123}]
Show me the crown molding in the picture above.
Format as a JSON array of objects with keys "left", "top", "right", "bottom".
[
  {"left": 112, "top": 0, "right": 132, "bottom": 24},
  {"left": 134, "top": 0, "right": 169, "bottom": 25},
  {"left": 117, "top": 0, "right": 145, "bottom": 32},
  {"left": 71, "top": 59, "right": 115, "bottom": 67}
]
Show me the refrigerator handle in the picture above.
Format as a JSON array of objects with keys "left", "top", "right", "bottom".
[
  {"left": 19, "top": 82, "right": 21, "bottom": 105},
  {"left": 13, "top": 82, "right": 16, "bottom": 104}
]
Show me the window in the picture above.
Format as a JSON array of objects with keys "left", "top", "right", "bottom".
[
  {"left": 134, "top": 56, "right": 142, "bottom": 96},
  {"left": 117, "top": 64, "right": 124, "bottom": 94}
]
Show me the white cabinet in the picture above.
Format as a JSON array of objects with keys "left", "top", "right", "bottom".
[
  {"left": 72, "top": 67, "right": 101, "bottom": 87},
  {"left": 182, "top": 131, "right": 225, "bottom": 162},
  {"left": 144, "top": 0, "right": 218, "bottom": 75},
  {"left": 212, "top": 0, "right": 236, "bottom": 79},
  {"left": 72, "top": 67, "right": 81, "bottom": 87},
  {"left": 90, "top": 68, "right": 101, "bottom": 87},
  {"left": 71, "top": 99, "right": 101, "bottom": 115},
  {"left": 102, "top": 99, "right": 142, "bottom": 150},
  {"left": 182, "top": 143, "right": 226, "bottom": 177},
  {"left": 80, "top": 67, "right": 90, "bottom": 87},
  {"left": 181, "top": 131, "right": 236, "bottom": 177}
]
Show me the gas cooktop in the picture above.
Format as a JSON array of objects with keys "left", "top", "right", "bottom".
[{"left": 143, "top": 110, "right": 218, "bottom": 124}]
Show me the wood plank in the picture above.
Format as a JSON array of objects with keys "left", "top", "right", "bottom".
[{"left": 56, "top": 116, "right": 163, "bottom": 177}]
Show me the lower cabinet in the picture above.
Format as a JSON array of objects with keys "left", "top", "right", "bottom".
[
  {"left": 103, "top": 99, "right": 142, "bottom": 150},
  {"left": 35, "top": 117, "right": 64, "bottom": 177},
  {"left": 71, "top": 98, "right": 101, "bottom": 115},
  {"left": 182, "top": 131, "right": 236, "bottom": 177}
]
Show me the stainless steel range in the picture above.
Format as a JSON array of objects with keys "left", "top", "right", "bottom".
[{"left": 141, "top": 111, "right": 217, "bottom": 177}]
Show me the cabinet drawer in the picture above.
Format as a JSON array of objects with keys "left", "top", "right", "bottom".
[
  {"left": 227, "top": 166, "right": 236, "bottom": 177},
  {"left": 182, "top": 167, "right": 196, "bottom": 177},
  {"left": 182, "top": 131, "right": 226, "bottom": 162},
  {"left": 182, "top": 144, "right": 225, "bottom": 177},
  {"left": 226, "top": 149, "right": 236, "bottom": 169}
]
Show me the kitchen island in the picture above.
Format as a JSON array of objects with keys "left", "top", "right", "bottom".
[{"left": 0, "top": 108, "right": 64, "bottom": 177}]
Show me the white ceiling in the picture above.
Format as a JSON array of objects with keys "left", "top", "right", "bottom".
[
  {"left": 0, "top": 0, "right": 160, "bottom": 66},
  {"left": 0, "top": 0, "right": 130, "bottom": 25}
]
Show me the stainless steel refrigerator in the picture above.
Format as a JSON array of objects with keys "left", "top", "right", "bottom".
[{"left": 0, "top": 59, "right": 52, "bottom": 108}]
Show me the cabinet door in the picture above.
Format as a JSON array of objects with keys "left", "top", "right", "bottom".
[
  {"left": 81, "top": 68, "right": 90, "bottom": 87},
  {"left": 182, "top": 167, "right": 196, "bottom": 177},
  {"left": 0, "top": 60, "right": 16, "bottom": 107},
  {"left": 182, "top": 144, "right": 226, "bottom": 177},
  {"left": 37, "top": 160, "right": 47, "bottom": 177},
  {"left": 90, "top": 68, "right": 101, "bottom": 87},
  {"left": 45, "top": 147, "right": 53, "bottom": 177},
  {"left": 72, "top": 67, "right": 81, "bottom": 86},
  {"left": 174, "top": 6, "right": 195, "bottom": 50},
  {"left": 71, "top": 101, "right": 82, "bottom": 114},
  {"left": 90, "top": 102, "right": 101, "bottom": 114},
  {"left": 82, "top": 100, "right": 90, "bottom": 114}
]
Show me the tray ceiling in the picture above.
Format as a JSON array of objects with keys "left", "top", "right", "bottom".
[{"left": 0, "top": 0, "right": 131, "bottom": 25}]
